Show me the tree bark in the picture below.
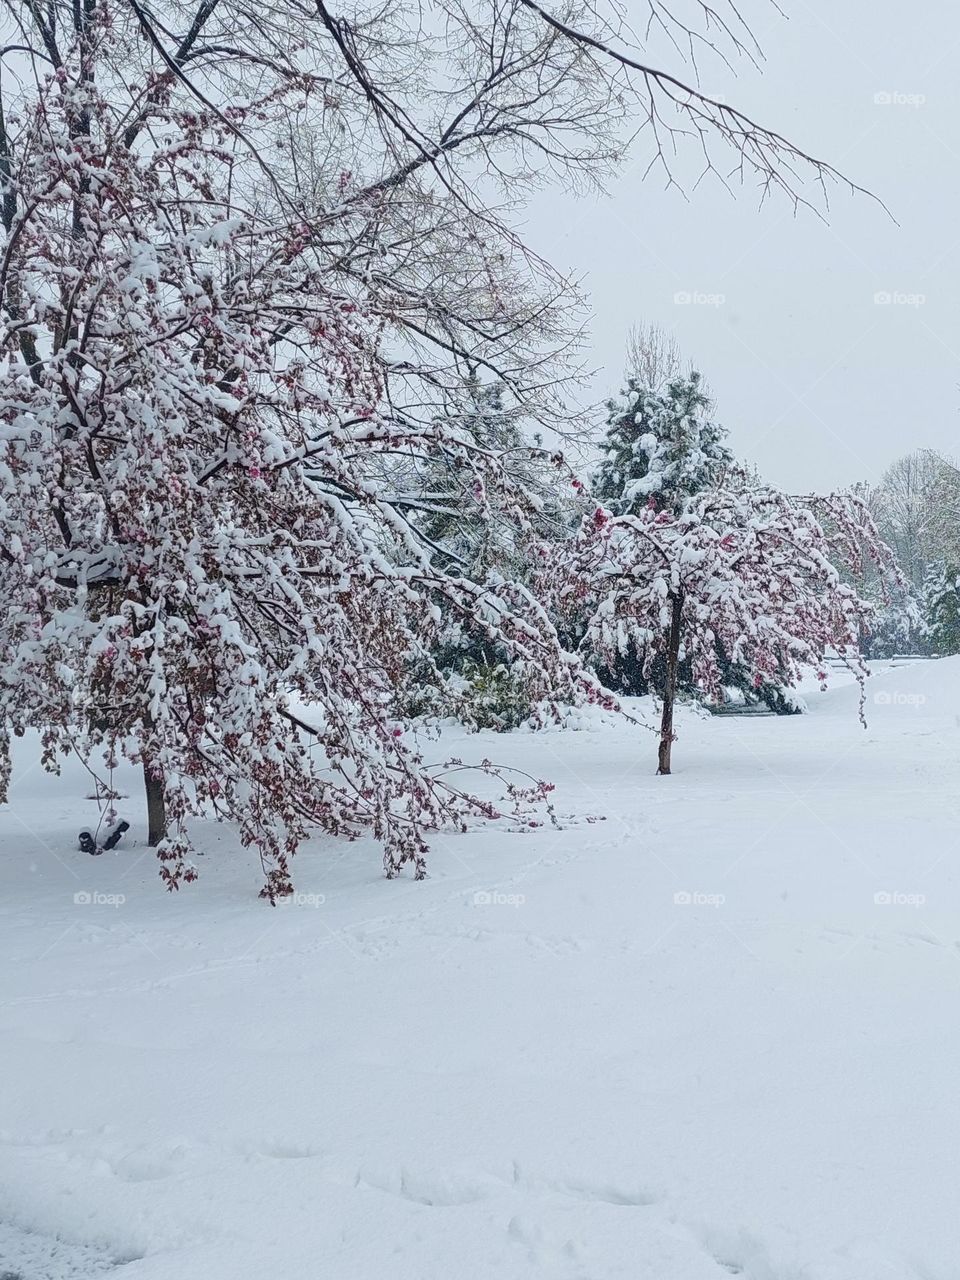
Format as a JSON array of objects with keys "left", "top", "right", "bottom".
[
  {"left": 144, "top": 763, "right": 166, "bottom": 846},
  {"left": 657, "top": 591, "right": 683, "bottom": 775}
]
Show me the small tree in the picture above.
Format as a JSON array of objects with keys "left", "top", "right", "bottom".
[
  {"left": 549, "top": 474, "right": 901, "bottom": 773},
  {"left": 593, "top": 367, "right": 762, "bottom": 704}
]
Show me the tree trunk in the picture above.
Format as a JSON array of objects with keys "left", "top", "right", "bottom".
[
  {"left": 657, "top": 591, "right": 683, "bottom": 775},
  {"left": 144, "top": 763, "right": 166, "bottom": 847}
]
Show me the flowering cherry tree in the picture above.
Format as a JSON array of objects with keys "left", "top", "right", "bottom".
[
  {"left": 0, "top": 27, "right": 606, "bottom": 896},
  {"left": 549, "top": 476, "right": 902, "bottom": 773}
]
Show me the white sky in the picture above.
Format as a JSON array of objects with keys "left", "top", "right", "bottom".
[{"left": 527, "top": 0, "right": 960, "bottom": 491}]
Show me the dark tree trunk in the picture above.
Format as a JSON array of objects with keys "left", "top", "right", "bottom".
[
  {"left": 144, "top": 763, "right": 166, "bottom": 847},
  {"left": 657, "top": 591, "right": 683, "bottom": 775}
]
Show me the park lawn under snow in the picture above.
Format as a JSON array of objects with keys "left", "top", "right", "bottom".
[{"left": 2, "top": 660, "right": 960, "bottom": 1280}]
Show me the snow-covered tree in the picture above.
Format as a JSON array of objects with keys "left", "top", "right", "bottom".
[
  {"left": 547, "top": 475, "right": 901, "bottom": 773},
  {"left": 591, "top": 367, "right": 784, "bottom": 707},
  {"left": 594, "top": 371, "right": 732, "bottom": 516},
  {"left": 389, "top": 373, "right": 580, "bottom": 730},
  {"left": 417, "top": 374, "right": 572, "bottom": 580},
  {"left": 860, "top": 584, "right": 926, "bottom": 659},
  {"left": 0, "top": 13, "right": 610, "bottom": 895},
  {"left": 865, "top": 451, "right": 960, "bottom": 589},
  {"left": 923, "top": 560, "right": 960, "bottom": 656}
]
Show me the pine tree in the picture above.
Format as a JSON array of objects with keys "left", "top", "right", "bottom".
[
  {"left": 594, "top": 371, "right": 732, "bottom": 516},
  {"left": 419, "top": 374, "right": 570, "bottom": 580},
  {"left": 404, "top": 374, "right": 577, "bottom": 729}
]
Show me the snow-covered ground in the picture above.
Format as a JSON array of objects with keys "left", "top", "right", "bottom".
[{"left": 3, "top": 659, "right": 960, "bottom": 1279}]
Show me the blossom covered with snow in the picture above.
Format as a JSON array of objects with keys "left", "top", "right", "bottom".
[{"left": 544, "top": 472, "right": 903, "bottom": 765}]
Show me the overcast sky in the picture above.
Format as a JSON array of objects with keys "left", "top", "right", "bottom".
[{"left": 528, "top": 0, "right": 960, "bottom": 492}]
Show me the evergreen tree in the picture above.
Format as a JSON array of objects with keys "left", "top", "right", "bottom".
[
  {"left": 400, "top": 374, "right": 577, "bottom": 730},
  {"left": 419, "top": 374, "right": 569, "bottom": 579},
  {"left": 595, "top": 371, "right": 732, "bottom": 515},
  {"left": 923, "top": 561, "right": 960, "bottom": 655},
  {"left": 862, "top": 583, "right": 926, "bottom": 659}
]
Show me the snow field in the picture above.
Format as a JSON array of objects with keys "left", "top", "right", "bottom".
[{"left": 2, "top": 659, "right": 960, "bottom": 1279}]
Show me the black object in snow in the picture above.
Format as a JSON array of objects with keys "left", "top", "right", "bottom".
[{"left": 102, "top": 819, "right": 130, "bottom": 852}]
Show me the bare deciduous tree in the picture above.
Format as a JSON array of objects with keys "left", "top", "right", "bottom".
[
  {"left": 866, "top": 450, "right": 960, "bottom": 588},
  {"left": 624, "top": 323, "right": 684, "bottom": 393}
]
